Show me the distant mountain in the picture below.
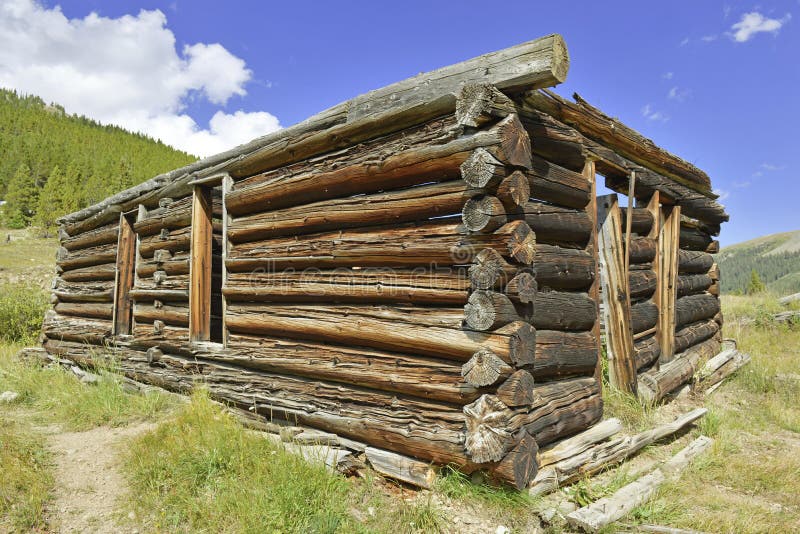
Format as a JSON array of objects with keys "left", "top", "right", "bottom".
[
  {"left": 0, "top": 88, "right": 196, "bottom": 228},
  {"left": 717, "top": 230, "right": 800, "bottom": 295}
]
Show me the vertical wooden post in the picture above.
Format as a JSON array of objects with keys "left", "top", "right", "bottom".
[
  {"left": 112, "top": 212, "right": 137, "bottom": 335},
  {"left": 658, "top": 205, "right": 681, "bottom": 362},
  {"left": 221, "top": 174, "right": 233, "bottom": 346},
  {"left": 624, "top": 171, "right": 636, "bottom": 276},
  {"left": 584, "top": 159, "right": 603, "bottom": 391},
  {"left": 190, "top": 186, "right": 213, "bottom": 342},
  {"left": 597, "top": 194, "right": 637, "bottom": 394},
  {"left": 644, "top": 192, "right": 661, "bottom": 370}
]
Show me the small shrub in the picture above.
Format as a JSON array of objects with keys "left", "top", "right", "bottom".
[{"left": 0, "top": 283, "right": 48, "bottom": 343}]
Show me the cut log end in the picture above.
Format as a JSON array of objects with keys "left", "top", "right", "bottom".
[
  {"left": 460, "top": 147, "right": 506, "bottom": 189},
  {"left": 499, "top": 320, "right": 537, "bottom": 367},
  {"left": 463, "top": 394, "right": 513, "bottom": 463},
  {"left": 464, "top": 290, "right": 519, "bottom": 331},
  {"left": 462, "top": 196, "right": 507, "bottom": 233},
  {"left": 469, "top": 248, "right": 515, "bottom": 290},
  {"left": 506, "top": 272, "right": 538, "bottom": 304},
  {"left": 461, "top": 348, "right": 510, "bottom": 387},
  {"left": 496, "top": 369, "right": 535, "bottom": 407},
  {"left": 455, "top": 83, "right": 516, "bottom": 128},
  {"left": 496, "top": 172, "right": 530, "bottom": 211},
  {"left": 496, "top": 114, "right": 533, "bottom": 169},
  {"left": 503, "top": 220, "right": 537, "bottom": 265},
  {"left": 488, "top": 431, "right": 539, "bottom": 489}
]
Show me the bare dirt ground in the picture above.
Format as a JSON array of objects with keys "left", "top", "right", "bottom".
[{"left": 41, "top": 422, "right": 154, "bottom": 533}]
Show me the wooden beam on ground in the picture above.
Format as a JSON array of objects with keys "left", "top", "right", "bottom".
[
  {"left": 566, "top": 436, "right": 713, "bottom": 532},
  {"left": 597, "top": 194, "right": 636, "bottom": 394},
  {"left": 529, "top": 408, "right": 707, "bottom": 495},
  {"left": 364, "top": 447, "right": 437, "bottom": 489}
]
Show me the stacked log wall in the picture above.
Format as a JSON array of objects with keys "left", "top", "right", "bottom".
[
  {"left": 513, "top": 92, "right": 725, "bottom": 400},
  {"left": 42, "top": 83, "right": 602, "bottom": 489}
]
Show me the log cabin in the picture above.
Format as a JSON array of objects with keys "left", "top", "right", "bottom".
[{"left": 40, "top": 34, "right": 727, "bottom": 489}]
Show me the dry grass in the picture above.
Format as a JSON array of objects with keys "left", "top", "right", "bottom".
[
  {"left": 627, "top": 294, "right": 800, "bottom": 533},
  {"left": 0, "top": 415, "right": 53, "bottom": 532},
  {"left": 0, "top": 227, "right": 57, "bottom": 288}
]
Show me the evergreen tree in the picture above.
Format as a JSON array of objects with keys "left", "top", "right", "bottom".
[
  {"left": 35, "top": 165, "right": 66, "bottom": 229},
  {"left": 3, "top": 163, "right": 38, "bottom": 228},
  {"left": 746, "top": 269, "right": 766, "bottom": 295},
  {"left": 62, "top": 161, "right": 84, "bottom": 213},
  {"left": 0, "top": 87, "right": 196, "bottom": 227}
]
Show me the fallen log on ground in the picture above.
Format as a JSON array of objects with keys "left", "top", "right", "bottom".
[
  {"left": 638, "top": 337, "right": 721, "bottom": 402},
  {"left": 529, "top": 408, "right": 707, "bottom": 495},
  {"left": 566, "top": 436, "right": 713, "bottom": 532}
]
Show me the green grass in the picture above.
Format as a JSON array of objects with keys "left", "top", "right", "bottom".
[
  {"left": 0, "top": 227, "right": 57, "bottom": 288},
  {"left": 0, "top": 416, "right": 53, "bottom": 532},
  {"left": 624, "top": 294, "right": 800, "bottom": 533},
  {"left": 0, "top": 343, "right": 175, "bottom": 431},
  {"left": 124, "top": 389, "right": 366, "bottom": 533}
]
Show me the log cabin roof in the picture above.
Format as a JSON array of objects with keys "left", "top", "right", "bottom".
[{"left": 57, "top": 34, "right": 727, "bottom": 227}]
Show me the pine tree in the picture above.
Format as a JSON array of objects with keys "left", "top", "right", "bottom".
[
  {"left": 62, "top": 161, "right": 84, "bottom": 213},
  {"left": 746, "top": 269, "right": 766, "bottom": 295},
  {"left": 3, "top": 163, "right": 38, "bottom": 228},
  {"left": 35, "top": 164, "right": 66, "bottom": 229}
]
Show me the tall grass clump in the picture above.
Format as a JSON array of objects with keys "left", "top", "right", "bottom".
[
  {"left": 123, "top": 389, "right": 360, "bottom": 533},
  {"left": 0, "top": 417, "right": 53, "bottom": 531},
  {"left": 0, "top": 283, "right": 48, "bottom": 343}
]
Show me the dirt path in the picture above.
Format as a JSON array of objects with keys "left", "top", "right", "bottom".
[{"left": 44, "top": 422, "right": 154, "bottom": 533}]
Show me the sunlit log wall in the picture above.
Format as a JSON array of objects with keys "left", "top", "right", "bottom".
[{"left": 42, "top": 35, "right": 728, "bottom": 489}]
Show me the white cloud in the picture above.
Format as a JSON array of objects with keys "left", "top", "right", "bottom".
[
  {"left": 0, "top": 0, "right": 281, "bottom": 157},
  {"left": 760, "top": 162, "right": 786, "bottom": 171},
  {"left": 679, "top": 37, "right": 690, "bottom": 46},
  {"left": 667, "top": 86, "right": 691, "bottom": 102},
  {"left": 701, "top": 34, "right": 718, "bottom": 42},
  {"left": 662, "top": 71, "right": 674, "bottom": 80},
  {"left": 729, "top": 11, "right": 791, "bottom": 42},
  {"left": 713, "top": 188, "right": 730, "bottom": 201},
  {"left": 641, "top": 104, "right": 669, "bottom": 122},
  {"left": 734, "top": 180, "right": 751, "bottom": 188}
]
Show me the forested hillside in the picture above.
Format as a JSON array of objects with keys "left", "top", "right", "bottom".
[
  {"left": 717, "top": 230, "right": 800, "bottom": 295},
  {"left": 0, "top": 89, "right": 196, "bottom": 229}
]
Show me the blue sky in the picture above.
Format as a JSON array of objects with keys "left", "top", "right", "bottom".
[{"left": 1, "top": 1, "right": 798, "bottom": 246}]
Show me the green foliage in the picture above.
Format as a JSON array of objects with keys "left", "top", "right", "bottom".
[
  {"left": 0, "top": 283, "right": 48, "bottom": 343},
  {"left": 124, "top": 389, "right": 360, "bottom": 532},
  {"left": 3, "top": 164, "right": 39, "bottom": 228},
  {"left": 717, "top": 231, "right": 800, "bottom": 295},
  {"left": 0, "top": 88, "right": 196, "bottom": 226},
  {"left": 746, "top": 269, "right": 766, "bottom": 295},
  {"left": 0, "top": 416, "right": 53, "bottom": 531}
]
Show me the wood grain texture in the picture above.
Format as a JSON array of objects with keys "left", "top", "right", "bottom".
[{"left": 597, "top": 194, "right": 636, "bottom": 394}]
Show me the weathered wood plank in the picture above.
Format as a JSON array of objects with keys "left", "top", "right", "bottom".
[
  {"left": 597, "top": 194, "right": 636, "bottom": 394},
  {"left": 658, "top": 206, "right": 681, "bottom": 361}
]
